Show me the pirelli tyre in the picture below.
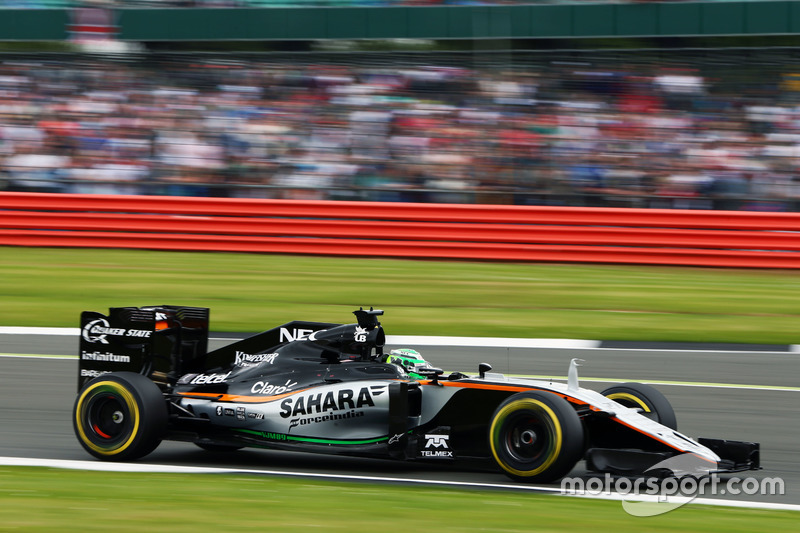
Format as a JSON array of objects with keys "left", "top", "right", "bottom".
[
  {"left": 489, "top": 391, "right": 584, "bottom": 483},
  {"left": 601, "top": 382, "right": 677, "bottom": 430},
  {"left": 73, "top": 372, "right": 168, "bottom": 461}
]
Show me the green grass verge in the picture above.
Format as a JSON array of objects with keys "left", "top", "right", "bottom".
[
  {"left": 0, "top": 467, "right": 796, "bottom": 532},
  {"left": 2, "top": 247, "right": 800, "bottom": 343}
]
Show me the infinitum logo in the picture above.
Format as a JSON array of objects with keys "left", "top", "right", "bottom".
[{"left": 561, "top": 453, "right": 784, "bottom": 516}]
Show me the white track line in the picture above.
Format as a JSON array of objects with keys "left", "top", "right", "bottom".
[
  {"left": 0, "top": 327, "right": 81, "bottom": 335},
  {"left": 0, "top": 328, "right": 600, "bottom": 349},
  {"left": 2, "top": 327, "right": 796, "bottom": 354},
  {"left": 5, "top": 326, "right": 799, "bottom": 354},
  {"left": 504, "top": 375, "right": 800, "bottom": 393},
  {"left": 2, "top": 457, "right": 798, "bottom": 512},
  {"left": 2, "top": 355, "right": 796, "bottom": 392},
  {"left": 387, "top": 335, "right": 601, "bottom": 349}
]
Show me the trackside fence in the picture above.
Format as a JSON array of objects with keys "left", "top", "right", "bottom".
[{"left": 2, "top": 192, "right": 800, "bottom": 268}]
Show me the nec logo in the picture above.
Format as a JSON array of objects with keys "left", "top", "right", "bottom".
[
  {"left": 424, "top": 434, "right": 450, "bottom": 449},
  {"left": 279, "top": 328, "right": 315, "bottom": 343}
]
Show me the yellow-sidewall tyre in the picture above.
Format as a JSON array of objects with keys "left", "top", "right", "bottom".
[
  {"left": 73, "top": 372, "right": 167, "bottom": 461},
  {"left": 601, "top": 382, "right": 677, "bottom": 430},
  {"left": 489, "top": 391, "right": 584, "bottom": 483}
]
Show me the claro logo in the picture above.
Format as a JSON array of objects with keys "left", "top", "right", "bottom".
[{"left": 250, "top": 379, "right": 298, "bottom": 395}]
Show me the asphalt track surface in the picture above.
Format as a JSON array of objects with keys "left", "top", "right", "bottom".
[{"left": 1, "top": 332, "right": 797, "bottom": 506}]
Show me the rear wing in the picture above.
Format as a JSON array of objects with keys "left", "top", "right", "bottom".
[
  {"left": 78, "top": 306, "right": 210, "bottom": 390},
  {"left": 78, "top": 305, "right": 341, "bottom": 391},
  {"left": 78, "top": 306, "right": 384, "bottom": 390}
]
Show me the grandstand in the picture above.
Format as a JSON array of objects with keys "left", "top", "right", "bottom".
[{"left": 2, "top": 1, "right": 800, "bottom": 210}]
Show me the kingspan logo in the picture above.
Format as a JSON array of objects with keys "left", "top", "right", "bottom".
[
  {"left": 280, "top": 385, "right": 385, "bottom": 430},
  {"left": 235, "top": 351, "right": 279, "bottom": 367}
]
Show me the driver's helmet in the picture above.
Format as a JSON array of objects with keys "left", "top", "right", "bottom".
[{"left": 387, "top": 348, "right": 430, "bottom": 380}]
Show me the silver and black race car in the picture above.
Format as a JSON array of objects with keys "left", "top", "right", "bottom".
[{"left": 74, "top": 306, "right": 760, "bottom": 483}]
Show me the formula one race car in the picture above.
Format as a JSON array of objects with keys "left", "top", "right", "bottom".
[{"left": 74, "top": 306, "right": 760, "bottom": 483}]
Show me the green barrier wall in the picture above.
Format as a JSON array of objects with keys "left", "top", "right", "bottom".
[
  {"left": 0, "top": 9, "right": 69, "bottom": 41},
  {"left": 2, "top": 2, "right": 800, "bottom": 42},
  {"left": 114, "top": 2, "right": 800, "bottom": 41}
]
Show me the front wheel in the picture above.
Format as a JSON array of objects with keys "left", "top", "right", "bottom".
[
  {"left": 601, "top": 382, "right": 677, "bottom": 430},
  {"left": 73, "top": 372, "right": 167, "bottom": 461},
  {"left": 489, "top": 391, "right": 584, "bottom": 483}
]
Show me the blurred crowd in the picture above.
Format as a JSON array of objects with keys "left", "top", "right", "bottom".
[
  {"left": 0, "top": 0, "right": 767, "bottom": 8},
  {"left": 0, "top": 1, "right": 605, "bottom": 8},
  {"left": 3, "top": 50, "right": 800, "bottom": 210}
]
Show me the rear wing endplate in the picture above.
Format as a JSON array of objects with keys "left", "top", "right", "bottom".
[{"left": 78, "top": 306, "right": 209, "bottom": 390}]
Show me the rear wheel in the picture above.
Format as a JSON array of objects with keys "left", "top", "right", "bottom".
[
  {"left": 73, "top": 372, "right": 167, "bottom": 461},
  {"left": 489, "top": 391, "right": 584, "bottom": 483},
  {"left": 601, "top": 382, "right": 677, "bottom": 430}
]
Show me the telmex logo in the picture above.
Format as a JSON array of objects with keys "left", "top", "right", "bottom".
[
  {"left": 425, "top": 434, "right": 450, "bottom": 449},
  {"left": 421, "top": 434, "right": 453, "bottom": 458}
]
